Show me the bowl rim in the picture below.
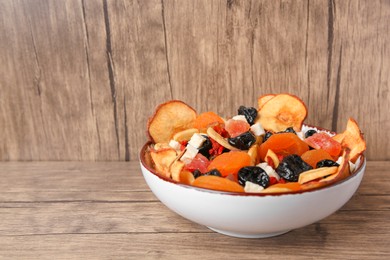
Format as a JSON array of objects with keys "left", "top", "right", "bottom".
[{"left": 140, "top": 125, "right": 366, "bottom": 197}]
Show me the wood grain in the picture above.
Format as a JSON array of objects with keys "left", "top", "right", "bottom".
[
  {"left": 0, "top": 0, "right": 389, "bottom": 161},
  {"left": 0, "top": 161, "right": 389, "bottom": 259}
]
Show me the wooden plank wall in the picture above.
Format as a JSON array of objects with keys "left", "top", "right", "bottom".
[{"left": 0, "top": 0, "right": 388, "bottom": 161}]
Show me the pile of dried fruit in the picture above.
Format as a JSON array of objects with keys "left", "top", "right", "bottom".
[{"left": 145, "top": 94, "right": 366, "bottom": 193}]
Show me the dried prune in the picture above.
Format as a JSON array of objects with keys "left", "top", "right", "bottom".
[
  {"left": 316, "top": 159, "right": 339, "bottom": 168},
  {"left": 228, "top": 131, "right": 256, "bottom": 150},
  {"left": 192, "top": 169, "right": 202, "bottom": 178},
  {"left": 238, "top": 166, "right": 270, "bottom": 188},
  {"left": 238, "top": 106, "right": 258, "bottom": 125},
  {"left": 280, "top": 127, "right": 296, "bottom": 135},
  {"left": 263, "top": 131, "right": 273, "bottom": 142},
  {"left": 204, "top": 169, "right": 222, "bottom": 177},
  {"left": 305, "top": 129, "right": 317, "bottom": 138},
  {"left": 276, "top": 154, "right": 313, "bottom": 182},
  {"left": 198, "top": 135, "right": 212, "bottom": 158}
]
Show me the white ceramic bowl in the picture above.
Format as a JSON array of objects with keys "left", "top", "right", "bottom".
[{"left": 140, "top": 142, "right": 366, "bottom": 238}]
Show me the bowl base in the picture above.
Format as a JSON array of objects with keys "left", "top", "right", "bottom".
[{"left": 207, "top": 227, "right": 290, "bottom": 238}]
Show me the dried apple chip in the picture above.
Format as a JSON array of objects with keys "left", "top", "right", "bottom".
[
  {"left": 259, "top": 94, "right": 307, "bottom": 132},
  {"left": 298, "top": 166, "right": 338, "bottom": 184},
  {"left": 150, "top": 148, "right": 178, "bottom": 178},
  {"left": 148, "top": 100, "right": 197, "bottom": 143},
  {"left": 169, "top": 160, "right": 185, "bottom": 181},
  {"left": 257, "top": 94, "right": 276, "bottom": 110},
  {"left": 336, "top": 118, "right": 366, "bottom": 163}
]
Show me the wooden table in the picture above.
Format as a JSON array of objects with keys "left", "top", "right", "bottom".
[{"left": 1, "top": 161, "right": 389, "bottom": 259}]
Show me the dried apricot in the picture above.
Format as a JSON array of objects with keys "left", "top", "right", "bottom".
[
  {"left": 301, "top": 149, "right": 333, "bottom": 169},
  {"left": 194, "top": 111, "right": 224, "bottom": 130},
  {"left": 207, "top": 151, "right": 251, "bottom": 177},
  {"left": 192, "top": 175, "right": 244, "bottom": 192},
  {"left": 258, "top": 133, "right": 309, "bottom": 161}
]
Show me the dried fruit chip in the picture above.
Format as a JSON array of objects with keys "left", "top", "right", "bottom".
[
  {"left": 170, "top": 160, "right": 185, "bottom": 181},
  {"left": 336, "top": 118, "right": 366, "bottom": 162},
  {"left": 148, "top": 100, "right": 197, "bottom": 143},
  {"left": 150, "top": 148, "right": 178, "bottom": 178},
  {"left": 248, "top": 144, "right": 259, "bottom": 166},
  {"left": 259, "top": 94, "right": 307, "bottom": 132},
  {"left": 257, "top": 94, "right": 276, "bottom": 110},
  {"left": 298, "top": 166, "right": 338, "bottom": 184},
  {"left": 206, "top": 127, "right": 238, "bottom": 151},
  {"left": 173, "top": 128, "right": 199, "bottom": 142}
]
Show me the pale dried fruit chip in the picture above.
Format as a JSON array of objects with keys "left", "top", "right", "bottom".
[
  {"left": 259, "top": 94, "right": 307, "bottom": 132},
  {"left": 173, "top": 128, "right": 199, "bottom": 142},
  {"left": 154, "top": 143, "right": 172, "bottom": 151},
  {"left": 206, "top": 127, "right": 238, "bottom": 151},
  {"left": 265, "top": 149, "right": 279, "bottom": 168},
  {"left": 320, "top": 149, "right": 350, "bottom": 184},
  {"left": 150, "top": 148, "right": 177, "bottom": 178},
  {"left": 336, "top": 118, "right": 366, "bottom": 162},
  {"left": 148, "top": 100, "right": 197, "bottom": 143},
  {"left": 257, "top": 94, "right": 276, "bottom": 110},
  {"left": 169, "top": 160, "right": 185, "bottom": 181},
  {"left": 248, "top": 144, "right": 259, "bottom": 166},
  {"left": 298, "top": 166, "right": 338, "bottom": 184}
]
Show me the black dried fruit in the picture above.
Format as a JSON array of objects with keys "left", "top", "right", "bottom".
[
  {"left": 238, "top": 106, "right": 258, "bottom": 125},
  {"left": 276, "top": 154, "right": 313, "bottom": 182},
  {"left": 204, "top": 169, "right": 222, "bottom": 177},
  {"left": 305, "top": 129, "right": 317, "bottom": 138},
  {"left": 316, "top": 159, "right": 339, "bottom": 168},
  {"left": 238, "top": 166, "right": 270, "bottom": 188},
  {"left": 263, "top": 131, "right": 273, "bottom": 142},
  {"left": 280, "top": 127, "right": 296, "bottom": 135},
  {"left": 228, "top": 131, "right": 256, "bottom": 150},
  {"left": 198, "top": 135, "right": 212, "bottom": 158},
  {"left": 192, "top": 169, "right": 202, "bottom": 178}
]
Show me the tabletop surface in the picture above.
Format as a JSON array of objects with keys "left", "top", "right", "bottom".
[{"left": 0, "top": 161, "right": 389, "bottom": 259}]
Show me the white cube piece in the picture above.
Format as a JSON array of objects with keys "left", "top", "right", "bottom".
[
  {"left": 244, "top": 181, "right": 264, "bottom": 193},
  {"left": 168, "top": 139, "right": 181, "bottom": 150},
  {"left": 250, "top": 122, "right": 265, "bottom": 136},
  {"left": 258, "top": 162, "right": 280, "bottom": 180},
  {"left": 296, "top": 131, "right": 305, "bottom": 140},
  {"left": 180, "top": 144, "right": 199, "bottom": 164},
  {"left": 188, "top": 133, "right": 206, "bottom": 149}
]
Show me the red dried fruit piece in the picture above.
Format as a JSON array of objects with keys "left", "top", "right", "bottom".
[{"left": 305, "top": 132, "right": 342, "bottom": 158}]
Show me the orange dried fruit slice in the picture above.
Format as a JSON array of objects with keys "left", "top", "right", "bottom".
[
  {"left": 259, "top": 94, "right": 307, "bottom": 132},
  {"left": 207, "top": 151, "right": 251, "bottom": 177},
  {"left": 301, "top": 149, "right": 333, "bottom": 168},
  {"left": 257, "top": 94, "right": 276, "bottom": 110},
  {"left": 336, "top": 118, "right": 366, "bottom": 163},
  {"left": 179, "top": 170, "right": 195, "bottom": 185},
  {"left": 262, "top": 182, "right": 302, "bottom": 193},
  {"left": 194, "top": 111, "right": 224, "bottom": 130},
  {"left": 147, "top": 100, "right": 197, "bottom": 143},
  {"left": 258, "top": 133, "right": 309, "bottom": 160},
  {"left": 192, "top": 175, "right": 244, "bottom": 193}
]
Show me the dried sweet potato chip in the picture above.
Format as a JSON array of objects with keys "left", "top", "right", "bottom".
[{"left": 298, "top": 166, "right": 338, "bottom": 184}]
